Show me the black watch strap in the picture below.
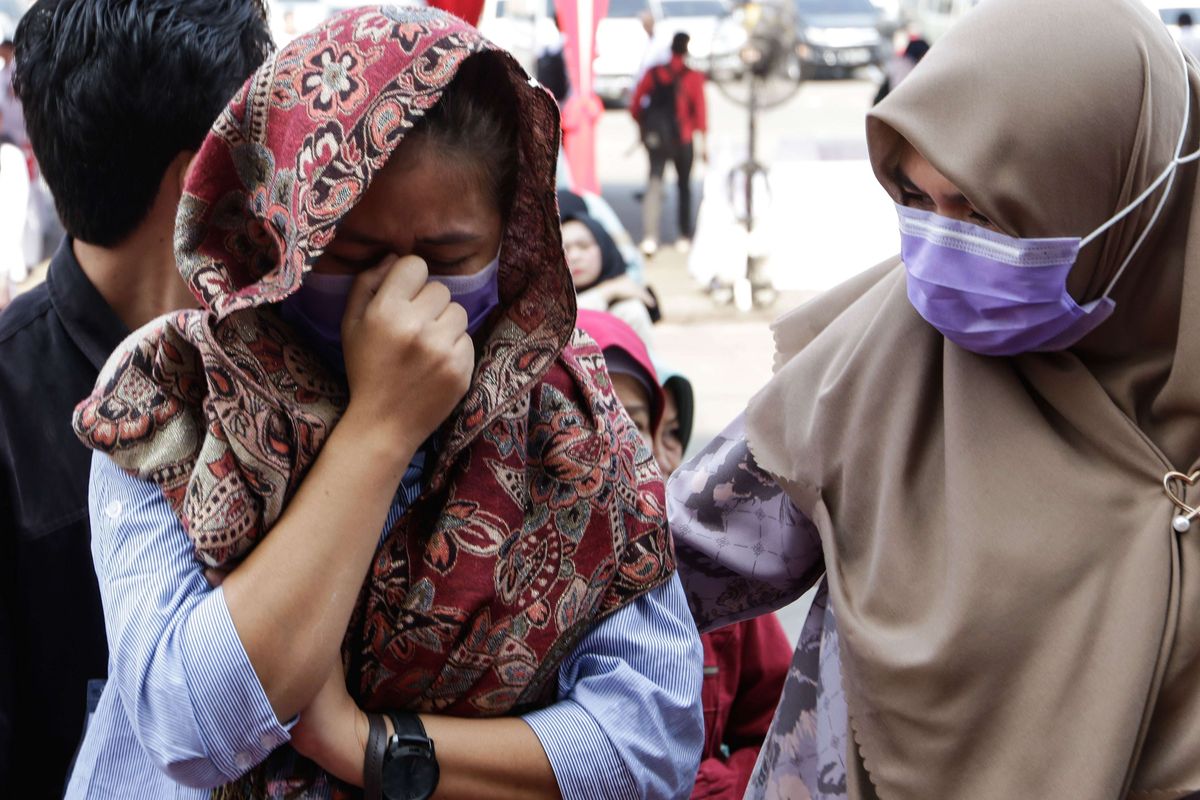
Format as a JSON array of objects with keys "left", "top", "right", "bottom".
[
  {"left": 364, "top": 712, "right": 387, "bottom": 800},
  {"left": 385, "top": 710, "right": 430, "bottom": 745},
  {"left": 382, "top": 711, "right": 439, "bottom": 800}
]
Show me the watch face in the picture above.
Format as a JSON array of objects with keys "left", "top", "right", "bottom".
[{"left": 382, "top": 754, "right": 439, "bottom": 800}]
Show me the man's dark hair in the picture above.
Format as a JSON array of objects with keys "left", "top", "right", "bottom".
[
  {"left": 1180, "top": 11, "right": 1194, "bottom": 27},
  {"left": 671, "top": 31, "right": 690, "bottom": 56},
  {"left": 13, "top": 0, "right": 273, "bottom": 247}
]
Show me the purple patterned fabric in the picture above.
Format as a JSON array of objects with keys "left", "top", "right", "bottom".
[{"left": 668, "top": 414, "right": 851, "bottom": 799}]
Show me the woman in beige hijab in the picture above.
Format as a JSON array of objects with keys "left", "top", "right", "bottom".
[{"left": 668, "top": 0, "right": 1200, "bottom": 797}]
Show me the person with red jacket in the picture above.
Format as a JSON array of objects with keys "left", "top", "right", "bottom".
[
  {"left": 576, "top": 310, "right": 792, "bottom": 800},
  {"left": 630, "top": 31, "right": 707, "bottom": 256}
]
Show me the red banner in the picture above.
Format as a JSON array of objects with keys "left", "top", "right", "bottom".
[
  {"left": 427, "top": 0, "right": 486, "bottom": 27},
  {"left": 555, "top": 0, "right": 609, "bottom": 194}
]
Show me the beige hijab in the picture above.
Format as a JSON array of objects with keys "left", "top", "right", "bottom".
[{"left": 746, "top": 0, "right": 1200, "bottom": 796}]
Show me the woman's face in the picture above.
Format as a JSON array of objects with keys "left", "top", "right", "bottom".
[
  {"left": 561, "top": 220, "right": 604, "bottom": 289},
  {"left": 314, "top": 137, "right": 503, "bottom": 277},
  {"left": 653, "top": 389, "right": 684, "bottom": 477},
  {"left": 895, "top": 140, "right": 998, "bottom": 231},
  {"left": 610, "top": 373, "right": 655, "bottom": 452}
]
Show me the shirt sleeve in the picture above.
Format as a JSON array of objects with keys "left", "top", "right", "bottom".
[
  {"left": 523, "top": 574, "right": 704, "bottom": 800},
  {"left": 667, "top": 413, "right": 825, "bottom": 632},
  {"left": 630, "top": 68, "right": 654, "bottom": 121},
  {"left": 688, "top": 71, "right": 707, "bottom": 135},
  {"left": 88, "top": 453, "right": 292, "bottom": 789}
]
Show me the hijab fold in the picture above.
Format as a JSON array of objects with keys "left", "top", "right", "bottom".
[
  {"left": 746, "top": 0, "right": 1200, "bottom": 796},
  {"left": 72, "top": 7, "right": 673, "bottom": 794}
]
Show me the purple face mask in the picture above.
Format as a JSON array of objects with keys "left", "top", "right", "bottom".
[
  {"left": 279, "top": 271, "right": 355, "bottom": 373},
  {"left": 898, "top": 205, "right": 1115, "bottom": 357},
  {"left": 427, "top": 255, "right": 501, "bottom": 334},
  {"left": 900, "top": 36, "right": 1200, "bottom": 357},
  {"left": 280, "top": 255, "right": 502, "bottom": 373}
]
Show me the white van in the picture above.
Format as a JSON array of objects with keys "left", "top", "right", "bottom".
[{"left": 1142, "top": 1, "right": 1200, "bottom": 29}]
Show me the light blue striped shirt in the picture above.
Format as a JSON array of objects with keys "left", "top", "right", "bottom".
[{"left": 66, "top": 453, "right": 702, "bottom": 799}]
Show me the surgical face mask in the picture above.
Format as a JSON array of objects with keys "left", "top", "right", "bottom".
[
  {"left": 427, "top": 254, "right": 501, "bottom": 335},
  {"left": 280, "top": 254, "right": 502, "bottom": 372},
  {"left": 900, "top": 39, "right": 1200, "bottom": 357},
  {"left": 279, "top": 271, "right": 355, "bottom": 373}
]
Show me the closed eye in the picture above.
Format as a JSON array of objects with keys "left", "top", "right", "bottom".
[
  {"left": 423, "top": 256, "right": 470, "bottom": 271},
  {"left": 900, "top": 190, "right": 934, "bottom": 209},
  {"left": 326, "top": 251, "right": 386, "bottom": 270}
]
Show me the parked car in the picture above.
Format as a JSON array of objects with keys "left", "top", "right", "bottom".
[
  {"left": 1144, "top": 1, "right": 1200, "bottom": 27},
  {"left": 792, "top": 0, "right": 888, "bottom": 78},
  {"left": 593, "top": 0, "right": 653, "bottom": 106}
]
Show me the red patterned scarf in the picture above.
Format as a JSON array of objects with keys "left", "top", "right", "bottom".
[{"left": 73, "top": 6, "right": 673, "bottom": 794}]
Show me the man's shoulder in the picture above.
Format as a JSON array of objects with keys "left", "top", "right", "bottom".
[{"left": 0, "top": 284, "right": 54, "bottom": 348}]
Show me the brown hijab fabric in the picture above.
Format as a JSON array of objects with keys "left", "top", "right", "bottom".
[{"left": 745, "top": 0, "right": 1200, "bottom": 796}]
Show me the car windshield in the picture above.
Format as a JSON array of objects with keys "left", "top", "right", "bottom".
[
  {"left": 494, "top": 0, "right": 554, "bottom": 16},
  {"left": 660, "top": 0, "right": 726, "bottom": 17},
  {"left": 609, "top": 0, "right": 651, "bottom": 17},
  {"left": 1160, "top": 7, "right": 1200, "bottom": 23},
  {"left": 794, "top": 0, "right": 877, "bottom": 13}
]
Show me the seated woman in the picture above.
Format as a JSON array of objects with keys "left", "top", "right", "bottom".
[
  {"left": 67, "top": 8, "right": 701, "bottom": 799},
  {"left": 669, "top": 0, "right": 1200, "bottom": 796},
  {"left": 651, "top": 358, "right": 693, "bottom": 477},
  {"left": 556, "top": 188, "right": 646, "bottom": 284},
  {"left": 562, "top": 213, "right": 660, "bottom": 344},
  {"left": 576, "top": 310, "right": 793, "bottom": 800}
]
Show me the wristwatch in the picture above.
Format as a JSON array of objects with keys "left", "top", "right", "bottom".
[{"left": 380, "top": 711, "right": 440, "bottom": 800}]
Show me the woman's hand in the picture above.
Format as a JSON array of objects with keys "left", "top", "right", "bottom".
[
  {"left": 291, "top": 661, "right": 374, "bottom": 788},
  {"left": 340, "top": 255, "right": 475, "bottom": 454},
  {"left": 291, "top": 662, "right": 560, "bottom": 798},
  {"left": 600, "top": 275, "right": 657, "bottom": 309}
]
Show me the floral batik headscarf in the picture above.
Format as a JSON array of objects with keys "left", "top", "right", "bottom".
[{"left": 73, "top": 6, "right": 674, "bottom": 795}]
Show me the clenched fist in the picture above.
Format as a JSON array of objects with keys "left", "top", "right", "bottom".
[{"left": 339, "top": 255, "right": 475, "bottom": 453}]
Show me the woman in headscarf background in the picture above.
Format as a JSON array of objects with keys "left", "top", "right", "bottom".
[
  {"left": 669, "top": 0, "right": 1200, "bottom": 796},
  {"left": 562, "top": 213, "right": 660, "bottom": 344},
  {"left": 577, "top": 309, "right": 793, "bottom": 800},
  {"left": 557, "top": 187, "right": 646, "bottom": 283},
  {"left": 67, "top": 8, "right": 701, "bottom": 799}
]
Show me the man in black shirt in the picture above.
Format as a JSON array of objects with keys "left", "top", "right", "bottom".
[{"left": 0, "top": 2, "right": 272, "bottom": 794}]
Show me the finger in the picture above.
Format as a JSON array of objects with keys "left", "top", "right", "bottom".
[
  {"left": 343, "top": 254, "right": 402, "bottom": 328},
  {"left": 436, "top": 300, "right": 469, "bottom": 333},
  {"left": 371, "top": 255, "right": 430, "bottom": 310},
  {"left": 408, "top": 279, "right": 453, "bottom": 321},
  {"left": 450, "top": 333, "right": 476, "bottom": 374}
]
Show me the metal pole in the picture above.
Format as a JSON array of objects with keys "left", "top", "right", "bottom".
[{"left": 746, "top": 72, "right": 758, "bottom": 290}]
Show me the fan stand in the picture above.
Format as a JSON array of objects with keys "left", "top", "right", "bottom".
[{"left": 706, "top": 1, "right": 799, "bottom": 312}]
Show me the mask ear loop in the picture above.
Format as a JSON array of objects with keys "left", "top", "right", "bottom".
[{"left": 1081, "top": 39, "right": 1200, "bottom": 298}]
